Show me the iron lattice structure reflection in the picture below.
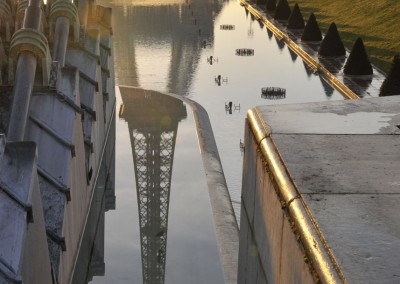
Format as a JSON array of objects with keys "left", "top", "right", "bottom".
[
  {"left": 131, "top": 129, "right": 176, "bottom": 284},
  {"left": 119, "top": 87, "right": 187, "bottom": 284}
]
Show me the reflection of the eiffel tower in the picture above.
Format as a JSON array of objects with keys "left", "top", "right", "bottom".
[{"left": 119, "top": 87, "right": 187, "bottom": 283}]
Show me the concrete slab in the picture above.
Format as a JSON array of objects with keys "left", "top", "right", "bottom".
[
  {"left": 303, "top": 194, "right": 400, "bottom": 283},
  {"left": 257, "top": 96, "right": 400, "bottom": 135},
  {"left": 250, "top": 95, "right": 400, "bottom": 282},
  {"left": 0, "top": 142, "right": 52, "bottom": 284},
  {"left": 273, "top": 134, "right": 400, "bottom": 194}
]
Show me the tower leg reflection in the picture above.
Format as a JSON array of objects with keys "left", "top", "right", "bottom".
[{"left": 119, "top": 87, "right": 187, "bottom": 283}]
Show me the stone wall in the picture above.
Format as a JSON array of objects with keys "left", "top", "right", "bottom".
[{"left": 238, "top": 120, "right": 315, "bottom": 284}]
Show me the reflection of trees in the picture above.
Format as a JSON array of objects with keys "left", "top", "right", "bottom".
[
  {"left": 275, "top": 35, "right": 285, "bottom": 50},
  {"left": 119, "top": 87, "right": 187, "bottom": 283},
  {"left": 112, "top": 0, "right": 222, "bottom": 95},
  {"left": 319, "top": 75, "right": 335, "bottom": 96},
  {"left": 288, "top": 48, "right": 298, "bottom": 62},
  {"left": 344, "top": 76, "right": 372, "bottom": 98}
]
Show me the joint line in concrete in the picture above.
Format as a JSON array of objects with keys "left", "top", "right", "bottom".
[
  {"left": 37, "top": 165, "right": 71, "bottom": 202},
  {"left": 33, "top": 91, "right": 84, "bottom": 115},
  {"left": 78, "top": 70, "right": 99, "bottom": 91},
  {"left": 84, "top": 138, "right": 94, "bottom": 153},
  {"left": 81, "top": 103, "right": 96, "bottom": 121},
  {"left": 100, "top": 43, "right": 111, "bottom": 55},
  {"left": 67, "top": 43, "right": 100, "bottom": 60},
  {"left": 0, "top": 255, "right": 22, "bottom": 283},
  {"left": 29, "top": 114, "right": 76, "bottom": 157},
  {"left": 0, "top": 181, "right": 33, "bottom": 223},
  {"left": 46, "top": 229, "right": 66, "bottom": 251}
]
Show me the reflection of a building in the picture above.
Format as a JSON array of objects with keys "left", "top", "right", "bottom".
[
  {"left": 111, "top": 0, "right": 222, "bottom": 94},
  {"left": 119, "top": 87, "right": 187, "bottom": 283},
  {"left": 72, "top": 117, "right": 116, "bottom": 283}
]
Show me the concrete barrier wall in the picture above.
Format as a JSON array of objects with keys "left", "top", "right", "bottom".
[
  {"left": 238, "top": 120, "right": 315, "bottom": 284},
  {"left": 0, "top": 142, "right": 53, "bottom": 284},
  {"left": 0, "top": 3, "right": 116, "bottom": 283}
]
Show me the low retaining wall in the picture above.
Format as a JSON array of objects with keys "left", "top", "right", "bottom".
[{"left": 238, "top": 117, "right": 344, "bottom": 284}]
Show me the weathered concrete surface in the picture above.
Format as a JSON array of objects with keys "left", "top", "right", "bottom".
[
  {"left": 238, "top": 120, "right": 317, "bottom": 284},
  {"left": 26, "top": 65, "right": 89, "bottom": 282},
  {"left": 0, "top": 142, "right": 52, "bottom": 284},
  {"left": 189, "top": 99, "right": 239, "bottom": 284},
  {"left": 0, "top": 2, "right": 115, "bottom": 283},
  {"left": 257, "top": 96, "right": 400, "bottom": 135},
  {"left": 243, "top": 96, "right": 400, "bottom": 283}
]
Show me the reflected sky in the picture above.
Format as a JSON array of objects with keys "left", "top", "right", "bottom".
[
  {"left": 100, "top": 0, "right": 346, "bottom": 225},
  {"left": 90, "top": 87, "right": 224, "bottom": 283},
  {"left": 110, "top": 0, "right": 222, "bottom": 94},
  {"left": 99, "top": 0, "right": 343, "bottom": 253},
  {"left": 83, "top": 0, "right": 354, "bottom": 281}
]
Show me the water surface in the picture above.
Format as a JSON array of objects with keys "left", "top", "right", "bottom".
[
  {"left": 108, "top": 0, "right": 344, "bottom": 220},
  {"left": 86, "top": 0, "right": 348, "bottom": 281}
]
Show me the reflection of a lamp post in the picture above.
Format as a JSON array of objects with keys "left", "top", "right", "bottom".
[
  {"left": 119, "top": 87, "right": 187, "bottom": 284},
  {"left": 215, "top": 75, "right": 228, "bottom": 86},
  {"left": 207, "top": 56, "right": 218, "bottom": 65},
  {"left": 248, "top": 20, "right": 253, "bottom": 37}
]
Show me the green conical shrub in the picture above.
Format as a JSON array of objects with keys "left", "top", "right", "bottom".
[
  {"left": 274, "top": 0, "right": 291, "bottom": 20},
  {"left": 287, "top": 3, "right": 305, "bottom": 29},
  {"left": 379, "top": 55, "right": 400, "bottom": 96},
  {"left": 266, "top": 0, "right": 276, "bottom": 12},
  {"left": 318, "top": 22, "right": 346, "bottom": 57},
  {"left": 301, "top": 13, "right": 322, "bottom": 41},
  {"left": 343, "top": 38, "right": 373, "bottom": 75}
]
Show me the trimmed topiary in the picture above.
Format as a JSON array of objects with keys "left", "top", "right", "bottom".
[
  {"left": 301, "top": 13, "right": 322, "bottom": 41},
  {"left": 267, "top": 28, "right": 273, "bottom": 38},
  {"left": 287, "top": 3, "right": 305, "bottom": 29},
  {"left": 288, "top": 48, "right": 298, "bottom": 62},
  {"left": 379, "top": 55, "right": 400, "bottom": 96},
  {"left": 343, "top": 37, "right": 373, "bottom": 75},
  {"left": 318, "top": 22, "right": 346, "bottom": 57},
  {"left": 319, "top": 75, "right": 334, "bottom": 96},
  {"left": 274, "top": 0, "right": 291, "bottom": 20},
  {"left": 275, "top": 36, "right": 285, "bottom": 49},
  {"left": 266, "top": 0, "right": 276, "bottom": 12}
]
